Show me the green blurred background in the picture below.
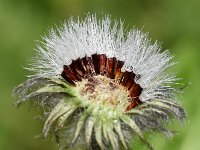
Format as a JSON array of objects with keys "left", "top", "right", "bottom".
[{"left": 0, "top": 0, "right": 200, "bottom": 149}]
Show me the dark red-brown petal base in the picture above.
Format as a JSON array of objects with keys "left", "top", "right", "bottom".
[{"left": 61, "top": 54, "right": 142, "bottom": 111}]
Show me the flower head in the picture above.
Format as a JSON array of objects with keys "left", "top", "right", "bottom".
[{"left": 14, "top": 15, "right": 186, "bottom": 149}]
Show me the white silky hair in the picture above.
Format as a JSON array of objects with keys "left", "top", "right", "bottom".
[{"left": 30, "top": 14, "right": 178, "bottom": 102}]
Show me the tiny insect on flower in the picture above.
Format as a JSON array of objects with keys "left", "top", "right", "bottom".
[{"left": 13, "top": 14, "right": 186, "bottom": 150}]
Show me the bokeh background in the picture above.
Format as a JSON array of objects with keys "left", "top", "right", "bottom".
[{"left": 0, "top": 0, "right": 200, "bottom": 149}]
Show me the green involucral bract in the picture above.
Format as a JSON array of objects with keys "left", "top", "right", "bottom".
[{"left": 13, "top": 76, "right": 186, "bottom": 150}]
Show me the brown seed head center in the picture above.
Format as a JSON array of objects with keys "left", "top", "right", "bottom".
[
  {"left": 61, "top": 54, "right": 143, "bottom": 110},
  {"left": 76, "top": 75, "right": 130, "bottom": 107}
]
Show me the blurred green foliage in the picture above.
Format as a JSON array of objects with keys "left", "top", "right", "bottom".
[{"left": 0, "top": 0, "right": 200, "bottom": 149}]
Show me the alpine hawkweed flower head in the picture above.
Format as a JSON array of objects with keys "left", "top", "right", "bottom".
[{"left": 14, "top": 15, "right": 186, "bottom": 150}]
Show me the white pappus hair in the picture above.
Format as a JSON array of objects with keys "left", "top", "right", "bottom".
[{"left": 30, "top": 14, "right": 177, "bottom": 102}]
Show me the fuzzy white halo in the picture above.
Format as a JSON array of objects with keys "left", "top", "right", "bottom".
[{"left": 30, "top": 14, "right": 177, "bottom": 102}]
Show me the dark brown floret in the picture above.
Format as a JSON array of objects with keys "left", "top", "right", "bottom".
[{"left": 61, "top": 53, "right": 143, "bottom": 110}]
